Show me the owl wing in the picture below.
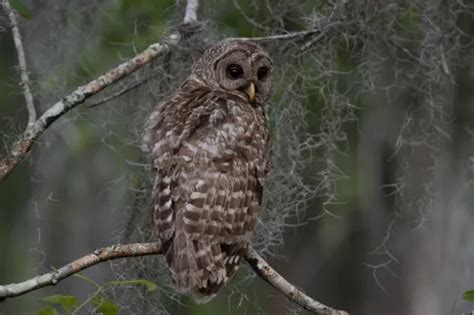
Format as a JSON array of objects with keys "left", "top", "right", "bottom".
[{"left": 143, "top": 81, "right": 215, "bottom": 243}]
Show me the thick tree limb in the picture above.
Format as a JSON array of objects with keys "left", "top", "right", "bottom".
[
  {"left": 0, "top": 243, "right": 162, "bottom": 301},
  {"left": 0, "top": 0, "right": 203, "bottom": 183},
  {"left": 0, "top": 32, "right": 180, "bottom": 183},
  {"left": 1, "top": 0, "right": 36, "bottom": 126},
  {"left": 0, "top": 244, "right": 348, "bottom": 315},
  {"left": 245, "top": 247, "right": 348, "bottom": 315}
]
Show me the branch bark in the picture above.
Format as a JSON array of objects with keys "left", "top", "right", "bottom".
[
  {"left": 0, "top": 243, "right": 162, "bottom": 301},
  {"left": 1, "top": 0, "right": 36, "bottom": 126},
  {"left": 0, "top": 32, "right": 180, "bottom": 183},
  {"left": 183, "top": 0, "right": 199, "bottom": 24},
  {"left": 228, "top": 28, "right": 325, "bottom": 42},
  {"left": 0, "top": 244, "right": 348, "bottom": 315},
  {"left": 0, "top": 0, "right": 204, "bottom": 183},
  {"left": 245, "top": 247, "right": 348, "bottom": 315}
]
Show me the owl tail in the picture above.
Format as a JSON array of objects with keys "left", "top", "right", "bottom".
[{"left": 164, "top": 232, "right": 228, "bottom": 303}]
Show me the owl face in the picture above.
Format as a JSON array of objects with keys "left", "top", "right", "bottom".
[{"left": 191, "top": 40, "right": 273, "bottom": 104}]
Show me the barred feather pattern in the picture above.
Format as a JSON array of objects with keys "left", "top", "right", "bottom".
[{"left": 143, "top": 75, "right": 270, "bottom": 302}]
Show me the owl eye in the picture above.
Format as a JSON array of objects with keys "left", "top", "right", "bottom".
[
  {"left": 226, "top": 64, "right": 244, "bottom": 80},
  {"left": 257, "top": 66, "right": 269, "bottom": 81}
]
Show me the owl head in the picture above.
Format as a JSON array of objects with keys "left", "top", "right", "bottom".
[{"left": 190, "top": 40, "right": 273, "bottom": 104}]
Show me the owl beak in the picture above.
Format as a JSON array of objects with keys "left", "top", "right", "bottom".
[{"left": 245, "top": 82, "right": 256, "bottom": 102}]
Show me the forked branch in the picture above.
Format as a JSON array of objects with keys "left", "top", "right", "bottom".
[
  {"left": 0, "top": 32, "right": 180, "bottom": 183},
  {"left": 245, "top": 247, "right": 348, "bottom": 315},
  {"left": 0, "top": 243, "right": 162, "bottom": 301},
  {"left": 0, "top": 244, "right": 348, "bottom": 315}
]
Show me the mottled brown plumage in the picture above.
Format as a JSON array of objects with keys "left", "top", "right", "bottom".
[{"left": 142, "top": 40, "right": 272, "bottom": 302}]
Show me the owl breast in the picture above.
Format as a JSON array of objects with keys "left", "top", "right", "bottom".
[
  {"left": 176, "top": 94, "right": 268, "bottom": 238},
  {"left": 188, "top": 97, "right": 268, "bottom": 176}
]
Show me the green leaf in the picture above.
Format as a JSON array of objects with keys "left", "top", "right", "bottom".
[
  {"left": 93, "top": 297, "right": 120, "bottom": 315},
  {"left": 9, "top": 0, "right": 32, "bottom": 18},
  {"left": 41, "top": 294, "right": 78, "bottom": 312},
  {"left": 37, "top": 305, "right": 60, "bottom": 315},
  {"left": 104, "top": 279, "right": 157, "bottom": 292},
  {"left": 463, "top": 290, "right": 474, "bottom": 302}
]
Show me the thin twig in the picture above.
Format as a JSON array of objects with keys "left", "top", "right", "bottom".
[
  {"left": 232, "top": 0, "right": 271, "bottom": 32},
  {"left": 298, "top": 22, "right": 342, "bottom": 54},
  {"left": 245, "top": 247, "right": 349, "bottom": 315},
  {"left": 228, "top": 28, "right": 324, "bottom": 42},
  {"left": 1, "top": 0, "right": 36, "bottom": 126},
  {"left": 0, "top": 243, "right": 162, "bottom": 301},
  {"left": 0, "top": 244, "right": 348, "bottom": 315},
  {"left": 0, "top": 32, "right": 180, "bottom": 183},
  {"left": 229, "top": 0, "right": 347, "bottom": 46},
  {"left": 86, "top": 76, "right": 151, "bottom": 108}
]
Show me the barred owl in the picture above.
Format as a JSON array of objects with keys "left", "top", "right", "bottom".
[{"left": 142, "top": 40, "right": 272, "bottom": 302}]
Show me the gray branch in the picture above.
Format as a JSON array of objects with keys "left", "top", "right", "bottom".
[
  {"left": 183, "top": 0, "right": 199, "bottom": 24},
  {"left": 1, "top": 0, "right": 36, "bottom": 126},
  {"left": 0, "top": 0, "right": 204, "bottom": 183},
  {"left": 0, "top": 32, "right": 180, "bottom": 183},
  {"left": 86, "top": 76, "right": 152, "bottom": 108},
  {"left": 228, "top": 28, "right": 325, "bottom": 42},
  {"left": 0, "top": 243, "right": 162, "bottom": 300},
  {"left": 245, "top": 247, "right": 348, "bottom": 315},
  {"left": 0, "top": 244, "right": 348, "bottom": 315}
]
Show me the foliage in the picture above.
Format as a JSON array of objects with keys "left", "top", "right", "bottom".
[
  {"left": 37, "top": 274, "right": 157, "bottom": 314},
  {"left": 8, "top": 0, "right": 31, "bottom": 18},
  {"left": 463, "top": 290, "right": 474, "bottom": 303}
]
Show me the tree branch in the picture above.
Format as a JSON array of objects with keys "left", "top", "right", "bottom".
[
  {"left": 228, "top": 28, "right": 325, "bottom": 42},
  {"left": 1, "top": 0, "right": 36, "bottom": 126},
  {"left": 0, "top": 244, "right": 348, "bottom": 315},
  {"left": 0, "top": 32, "right": 180, "bottom": 183},
  {"left": 86, "top": 75, "right": 152, "bottom": 108},
  {"left": 0, "top": 0, "right": 204, "bottom": 183},
  {"left": 230, "top": 0, "right": 347, "bottom": 53},
  {"left": 0, "top": 243, "right": 162, "bottom": 301},
  {"left": 245, "top": 247, "right": 348, "bottom": 315}
]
